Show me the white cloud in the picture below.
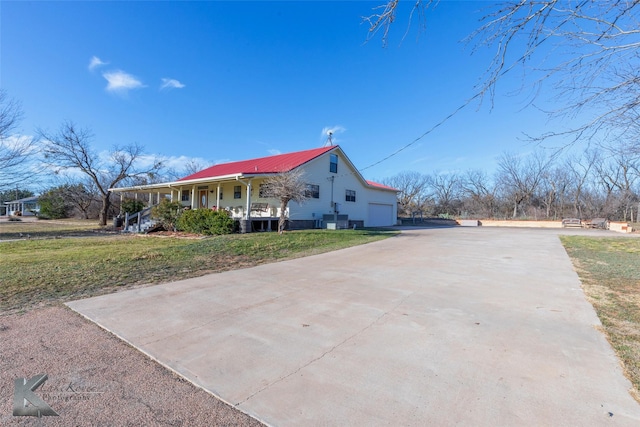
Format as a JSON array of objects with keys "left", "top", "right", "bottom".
[
  {"left": 214, "top": 158, "right": 231, "bottom": 165},
  {"left": 0, "top": 134, "right": 37, "bottom": 155},
  {"left": 321, "top": 125, "right": 346, "bottom": 145},
  {"left": 160, "top": 78, "right": 185, "bottom": 90},
  {"left": 149, "top": 154, "right": 209, "bottom": 170},
  {"left": 88, "top": 56, "right": 108, "bottom": 71},
  {"left": 410, "top": 156, "right": 431, "bottom": 165},
  {"left": 103, "top": 70, "right": 145, "bottom": 94},
  {"left": 267, "top": 149, "right": 282, "bottom": 156}
]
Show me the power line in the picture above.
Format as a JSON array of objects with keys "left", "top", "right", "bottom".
[{"left": 359, "top": 92, "right": 481, "bottom": 173}]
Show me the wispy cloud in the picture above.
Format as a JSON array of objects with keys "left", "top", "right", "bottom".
[
  {"left": 103, "top": 70, "right": 144, "bottom": 94},
  {"left": 160, "top": 78, "right": 185, "bottom": 90},
  {"left": 267, "top": 149, "right": 282, "bottom": 156},
  {"left": 409, "top": 156, "right": 431, "bottom": 165},
  {"left": 321, "top": 125, "right": 346, "bottom": 145},
  {"left": 152, "top": 155, "right": 209, "bottom": 170},
  {"left": 88, "top": 56, "right": 108, "bottom": 71}
]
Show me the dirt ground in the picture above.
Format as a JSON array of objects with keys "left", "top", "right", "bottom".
[{"left": 0, "top": 305, "right": 264, "bottom": 426}]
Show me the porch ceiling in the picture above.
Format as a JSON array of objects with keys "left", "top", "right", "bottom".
[{"left": 109, "top": 173, "right": 275, "bottom": 193}]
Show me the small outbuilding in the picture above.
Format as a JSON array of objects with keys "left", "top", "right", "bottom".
[{"left": 4, "top": 196, "right": 40, "bottom": 216}]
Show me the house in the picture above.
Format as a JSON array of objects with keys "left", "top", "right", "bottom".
[
  {"left": 4, "top": 196, "right": 40, "bottom": 216},
  {"left": 111, "top": 145, "right": 398, "bottom": 231}
]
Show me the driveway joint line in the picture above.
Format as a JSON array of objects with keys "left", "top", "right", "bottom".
[{"left": 235, "top": 292, "right": 414, "bottom": 407}]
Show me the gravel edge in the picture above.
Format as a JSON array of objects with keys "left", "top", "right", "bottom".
[{"left": 0, "top": 305, "right": 265, "bottom": 426}]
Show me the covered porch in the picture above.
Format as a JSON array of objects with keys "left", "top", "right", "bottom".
[{"left": 111, "top": 175, "right": 285, "bottom": 232}]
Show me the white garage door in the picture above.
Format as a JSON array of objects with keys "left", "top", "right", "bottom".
[{"left": 368, "top": 203, "right": 393, "bottom": 227}]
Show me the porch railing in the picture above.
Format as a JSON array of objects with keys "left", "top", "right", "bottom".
[{"left": 123, "top": 207, "right": 153, "bottom": 233}]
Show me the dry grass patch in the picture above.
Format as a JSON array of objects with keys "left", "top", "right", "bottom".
[
  {"left": 561, "top": 236, "right": 640, "bottom": 402},
  {"left": 0, "top": 218, "right": 106, "bottom": 240}
]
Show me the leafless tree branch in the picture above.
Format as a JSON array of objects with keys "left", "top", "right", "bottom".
[{"left": 38, "top": 121, "right": 163, "bottom": 225}]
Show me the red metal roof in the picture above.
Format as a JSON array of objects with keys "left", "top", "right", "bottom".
[
  {"left": 178, "top": 146, "right": 336, "bottom": 181},
  {"left": 366, "top": 180, "right": 398, "bottom": 191}
]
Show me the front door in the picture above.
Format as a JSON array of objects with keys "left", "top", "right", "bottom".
[{"left": 199, "top": 190, "right": 208, "bottom": 209}]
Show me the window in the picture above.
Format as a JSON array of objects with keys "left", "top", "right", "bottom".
[
  {"left": 345, "top": 189, "right": 356, "bottom": 202},
  {"left": 305, "top": 184, "right": 320, "bottom": 199},
  {"left": 219, "top": 188, "right": 223, "bottom": 200},
  {"left": 181, "top": 192, "right": 190, "bottom": 202},
  {"left": 234, "top": 185, "right": 242, "bottom": 199},
  {"left": 330, "top": 153, "right": 338, "bottom": 173}
]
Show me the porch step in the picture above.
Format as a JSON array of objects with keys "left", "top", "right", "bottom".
[{"left": 124, "top": 219, "right": 157, "bottom": 233}]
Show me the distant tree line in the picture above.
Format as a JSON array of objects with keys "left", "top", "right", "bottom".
[
  {"left": 3, "top": 87, "right": 639, "bottom": 225},
  {"left": 384, "top": 146, "right": 640, "bottom": 222}
]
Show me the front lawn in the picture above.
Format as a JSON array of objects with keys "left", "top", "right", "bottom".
[
  {"left": 0, "top": 218, "right": 104, "bottom": 240},
  {"left": 561, "top": 236, "right": 640, "bottom": 401},
  {"left": 0, "top": 229, "right": 395, "bottom": 313}
]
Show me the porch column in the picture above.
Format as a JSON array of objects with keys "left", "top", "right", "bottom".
[
  {"left": 148, "top": 192, "right": 153, "bottom": 207},
  {"left": 236, "top": 178, "right": 252, "bottom": 233},
  {"left": 157, "top": 192, "right": 161, "bottom": 205},
  {"left": 245, "top": 180, "right": 252, "bottom": 221},
  {"left": 120, "top": 193, "right": 124, "bottom": 215},
  {"left": 191, "top": 186, "right": 196, "bottom": 209},
  {"left": 216, "top": 184, "right": 221, "bottom": 209}
]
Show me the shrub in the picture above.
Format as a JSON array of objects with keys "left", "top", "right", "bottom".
[
  {"left": 39, "top": 186, "right": 72, "bottom": 219},
  {"left": 151, "top": 199, "right": 183, "bottom": 231},
  {"left": 177, "top": 208, "right": 234, "bottom": 235},
  {"left": 122, "top": 199, "right": 145, "bottom": 214}
]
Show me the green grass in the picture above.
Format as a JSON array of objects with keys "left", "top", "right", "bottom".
[
  {"left": 0, "top": 229, "right": 396, "bottom": 313},
  {"left": 0, "top": 218, "right": 104, "bottom": 240},
  {"left": 560, "top": 236, "right": 640, "bottom": 401}
]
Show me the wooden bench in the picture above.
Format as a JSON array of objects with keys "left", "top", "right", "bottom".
[
  {"left": 584, "top": 218, "right": 608, "bottom": 229},
  {"left": 562, "top": 218, "right": 582, "bottom": 228},
  {"left": 250, "top": 203, "right": 269, "bottom": 213}
]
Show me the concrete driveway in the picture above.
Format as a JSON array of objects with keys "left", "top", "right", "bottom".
[{"left": 67, "top": 227, "right": 640, "bottom": 426}]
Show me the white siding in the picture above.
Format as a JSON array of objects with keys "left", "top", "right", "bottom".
[
  {"left": 168, "top": 148, "right": 398, "bottom": 226},
  {"left": 288, "top": 149, "right": 398, "bottom": 226}
]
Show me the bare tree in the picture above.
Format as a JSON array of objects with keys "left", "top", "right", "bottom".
[
  {"left": 382, "top": 171, "right": 430, "bottom": 216},
  {"left": 62, "top": 181, "right": 99, "bottom": 219},
  {"left": 496, "top": 150, "right": 553, "bottom": 218},
  {"left": 261, "top": 168, "right": 309, "bottom": 234},
  {"left": 593, "top": 145, "right": 640, "bottom": 221},
  {"left": 0, "top": 90, "right": 36, "bottom": 191},
  {"left": 428, "top": 172, "right": 461, "bottom": 216},
  {"left": 460, "top": 169, "right": 498, "bottom": 218},
  {"left": 367, "top": 2, "right": 640, "bottom": 147},
  {"left": 38, "top": 121, "right": 163, "bottom": 226},
  {"left": 563, "top": 148, "right": 600, "bottom": 218}
]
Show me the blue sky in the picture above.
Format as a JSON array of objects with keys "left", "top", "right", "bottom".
[{"left": 1, "top": 1, "right": 580, "bottom": 187}]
